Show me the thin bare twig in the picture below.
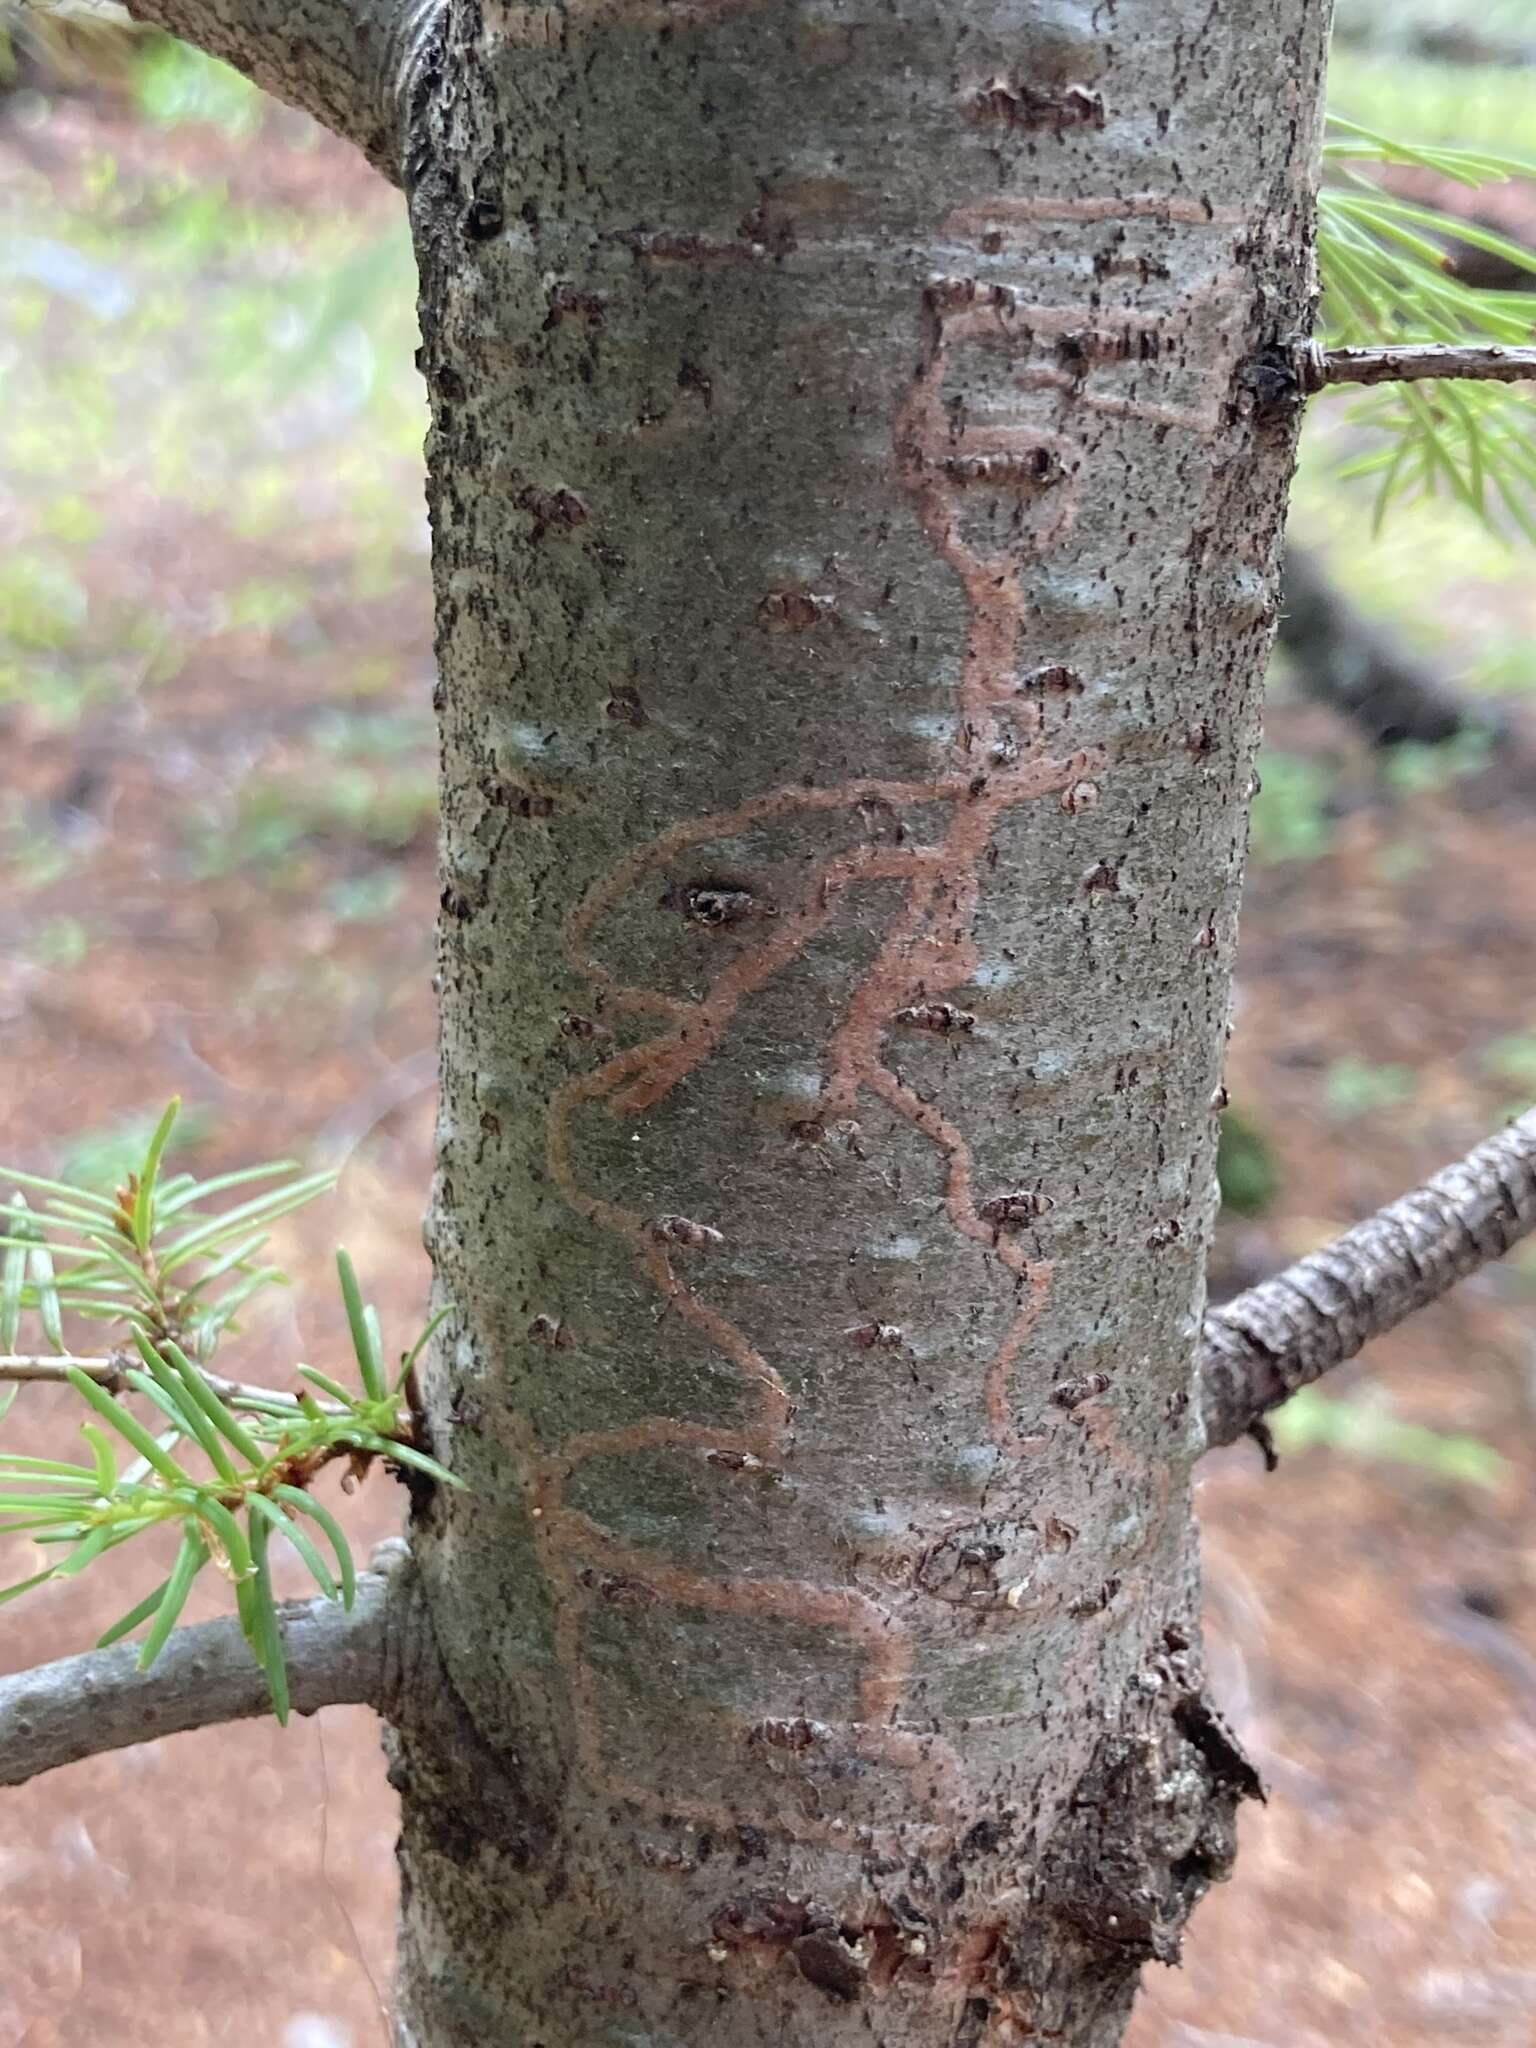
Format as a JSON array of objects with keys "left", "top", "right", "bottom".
[
  {"left": 1311, "top": 342, "right": 1536, "bottom": 390},
  {"left": 1278, "top": 545, "right": 1504, "bottom": 751},
  {"left": 1332, "top": 20, "right": 1536, "bottom": 70},
  {"left": 1201, "top": 1110, "right": 1536, "bottom": 1453},
  {"left": 0, "top": 1355, "right": 342, "bottom": 1415}
]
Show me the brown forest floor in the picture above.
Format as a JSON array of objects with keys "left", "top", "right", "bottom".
[{"left": 5, "top": 73, "right": 1536, "bottom": 2048}]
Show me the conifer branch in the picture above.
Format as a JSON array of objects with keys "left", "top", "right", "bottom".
[{"left": 0, "top": 1561, "right": 395, "bottom": 1788}]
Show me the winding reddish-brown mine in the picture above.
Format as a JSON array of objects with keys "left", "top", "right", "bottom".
[{"left": 509, "top": 204, "right": 1242, "bottom": 1849}]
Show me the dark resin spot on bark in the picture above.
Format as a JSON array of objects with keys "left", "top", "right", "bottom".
[
  {"left": 518, "top": 485, "right": 589, "bottom": 534},
  {"left": 979, "top": 1188, "right": 1054, "bottom": 1226},
  {"left": 682, "top": 884, "right": 764, "bottom": 926},
  {"left": 1053, "top": 1372, "right": 1111, "bottom": 1407},
  {"left": 959, "top": 1814, "right": 1013, "bottom": 1860},
  {"left": 893, "top": 1002, "right": 976, "bottom": 1033},
  {"left": 942, "top": 447, "right": 1065, "bottom": 488},
  {"left": 651, "top": 1213, "right": 724, "bottom": 1249}
]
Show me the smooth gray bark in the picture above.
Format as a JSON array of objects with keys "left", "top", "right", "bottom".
[
  {"left": 0, "top": 1566, "right": 392, "bottom": 1786},
  {"left": 390, "top": 5, "right": 1333, "bottom": 2045}
]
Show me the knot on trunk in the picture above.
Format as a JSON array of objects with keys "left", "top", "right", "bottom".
[
  {"left": 1043, "top": 1688, "right": 1261, "bottom": 1970},
  {"left": 929, "top": 1683, "right": 1262, "bottom": 2043},
  {"left": 380, "top": 1543, "right": 556, "bottom": 1875}
]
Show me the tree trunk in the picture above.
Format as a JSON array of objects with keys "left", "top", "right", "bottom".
[{"left": 391, "top": 4, "right": 1332, "bottom": 2043}]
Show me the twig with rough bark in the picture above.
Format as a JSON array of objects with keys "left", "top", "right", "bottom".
[
  {"left": 1313, "top": 343, "right": 1536, "bottom": 390},
  {"left": 120, "top": 0, "right": 442, "bottom": 184},
  {"left": 1201, "top": 1110, "right": 1536, "bottom": 1451},
  {"left": 0, "top": 1558, "right": 397, "bottom": 1788}
]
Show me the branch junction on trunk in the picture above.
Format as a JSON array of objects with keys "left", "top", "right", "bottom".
[{"left": 121, "top": 0, "right": 442, "bottom": 185}]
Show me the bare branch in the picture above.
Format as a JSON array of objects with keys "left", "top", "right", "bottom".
[
  {"left": 1332, "top": 18, "right": 1536, "bottom": 72},
  {"left": 121, "top": 0, "right": 443, "bottom": 187},
  {"left": 1310, "top": 342, "right": 1536, "bottom": 391},
  {"left": 1278, "top": 545, "right": 1504, "bottom": 751},
  {"left": 0, "top": 1353, "right": 342, "bottom": 1414},
  {"left": 0, "top": 1563, "right": 394, "bottom": 1789},
  {"left": 1201, "top": 1110, "right": 1536, "bottom": 1453}
]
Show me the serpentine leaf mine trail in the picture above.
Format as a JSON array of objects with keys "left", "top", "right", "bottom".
[{"left": 505, "top": 198, "right": 1241, "bottom": 1852}]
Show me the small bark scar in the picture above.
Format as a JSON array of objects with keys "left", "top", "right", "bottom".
[{"left": 964, "top": 78, "right": 1107, "bottom": 131}]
